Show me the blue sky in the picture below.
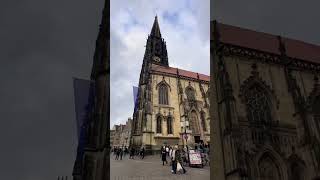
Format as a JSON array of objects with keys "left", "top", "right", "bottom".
[{"left": 110, "top": 0, "right": 210, "bottom": 128}]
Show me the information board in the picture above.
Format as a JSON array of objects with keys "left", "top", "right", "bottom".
[{"left": 189, "top": 151, "right": 202, "bottom": 165}]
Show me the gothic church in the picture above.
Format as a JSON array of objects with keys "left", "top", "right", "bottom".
[
  {"left": 211, "top": 21, "right": 320, "bottom": 180},
  {"left": 131, "top": 16, "right": 210, "bottom": 153}
]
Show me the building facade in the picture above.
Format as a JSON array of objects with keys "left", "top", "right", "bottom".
[
  {"left": 111, "top": 118, "right": 132, "bottom": 148},
  {"left": 131, "top": 16, "right": 210, "bottom": 154},
  {"left": 119, "top": 118, "right": 132, "bottom": 147},
  {"left": 110, "top": 129, "right": 115, "bottom": 147},
  {"left": 72, "top": 1, "right": 109, "bottom": 180},
  {"left": 211, "top": 21, "right": 320, "bottom": 180}
]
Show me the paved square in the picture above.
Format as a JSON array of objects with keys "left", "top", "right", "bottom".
[{"left": 110, "top": 154, "right": 210, "bottom": 180}]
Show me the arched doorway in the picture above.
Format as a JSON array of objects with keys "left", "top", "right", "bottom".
[
  {"left": 189, "top": 110, "right": 201, "bottom": 143},
  {"left": 258, "top": 154, "right": 282, "bottom": 180},
  {"left": 290, "top": 162, "right": 304, "bottom": 180}
]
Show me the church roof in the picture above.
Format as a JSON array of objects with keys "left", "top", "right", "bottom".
[
  {"left": 212, "top": 21, "right": 320, "bottom": 64},
  {"left": 151, "top": 64, "right": 210, "bottom": 82}
]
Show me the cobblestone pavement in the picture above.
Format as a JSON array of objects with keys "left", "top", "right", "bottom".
[{"left": 110, "top": 154, "right": 210, "bottom": 180}]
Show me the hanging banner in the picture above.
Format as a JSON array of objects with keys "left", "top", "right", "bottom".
[
  {"left": 73, "top": 77, "right": 95, "bottom": 159},
  {"left": 73, "top": 77, "right": 95, "bottom": 139},
  {"left": 133, "top": 86, "right": 139, "bottom": 113}
]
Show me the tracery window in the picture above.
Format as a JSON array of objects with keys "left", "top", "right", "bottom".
[
  {"left": 200, "top": 111, "right": 207, "bottom": 132},
  {"left": 156, "top": 116, "right": 162, "bottom": 133},
  {"left": 186, "top": 87, "right": 196, "bottom": 101},
  {"left": 244, "top": 85, "right": 272, "bottom": 124},
  {"left": 290, "top": 162, "right": 304, "bottom": 180},
  {"left": 313, "top": 96, "right": 320, "bottom": 163},
  {"left": 190, "top": 111, "right": 200, "bottom": 134},
  {"left": 313, "top": 96, "right": 320, "bottom": 133},
  {"left": 159, "top": 84, "right": 169, "bottom": 105},
  {"left": 258, "top": 155, "right": 281, "bottom": 180},
  {"left": 167, "top": 116, "right": 173, "bottom": 134}
]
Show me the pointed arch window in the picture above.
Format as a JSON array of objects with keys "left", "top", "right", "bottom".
[
  {"left": 313, "top": 96, "right": 320, "bottom": 133},
  {"left": 156, "top": 116, "right": 162, "bottom": 133},
  {"left": 258, "top": 155, "right": 281, "bottom": 180},
  {"left": 290, "top": 162, "right": 305, "bottom": 180},
  {"left": 186, "top": 87, "right": 196, "bottom": 102},
  {"left": 190, "top": 110, "right": 200, "bottom": 134},
  {"left": 159, "top": 84, "right": 169, "bottom": 105},
  {"left": 200, "top": 111, "right": 207, "bottom": 132},
  {"left": 167, "top": 116, "right": 173, "bottom": 134},
  {"left": 244, "top": 85, "right": 272, "bottom": 125}
]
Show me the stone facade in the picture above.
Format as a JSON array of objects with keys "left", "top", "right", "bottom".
[
  {"left": 110, "top": 129, "right": 115, "bottom": 147},
  {"left": 211, "top": 21, "right": 320, "bottom": 180},
  {"left": 119, "top": 118, "right": 132, "bottom": 147},
  {"left": 131, "top": 16, "right": 210, "bottom": 154},
  {"left": 111, "top": 118, "right": 132, "bottom": 148},
  {"left": 72, "top": 1, "right": 109, "bottom": 180}
]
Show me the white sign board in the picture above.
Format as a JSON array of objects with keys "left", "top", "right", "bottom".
[{"left": 189, "top": 152, "right": 202, "bottom": 165}]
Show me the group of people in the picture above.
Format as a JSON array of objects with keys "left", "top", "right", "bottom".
[
  {"left": 161, "top": 144, "right": 187, "bottom": 174},
  {"left": 111, "top": 146, "right": 145, "bottom": 160},
  {"left": 128, "top": 146, "right": 145, "bottom": 159},
  {"left": 112, "top": 146, "right": 128, "bottom": 160},
  {"left": 194, "top": 142, "right": 210, "bottom": 154}
]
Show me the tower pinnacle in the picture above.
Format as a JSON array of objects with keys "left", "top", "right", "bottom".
[{"left": 150, "top": 15, "right": 161, "bottom": 38}]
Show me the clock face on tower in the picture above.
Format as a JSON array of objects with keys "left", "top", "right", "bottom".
[{"left": 153, "top": 56, "right": 161, "bottom": 63}]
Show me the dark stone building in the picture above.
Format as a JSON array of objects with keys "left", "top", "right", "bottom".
[{"left": 211, "top": 21, "right": 320, "bottom": 180}]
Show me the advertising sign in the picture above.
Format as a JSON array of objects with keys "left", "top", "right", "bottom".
[{"left": 189, "top": 151, "right": 202, "bottom": 165}]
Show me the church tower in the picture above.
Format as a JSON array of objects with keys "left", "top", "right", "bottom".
[
  {"left": 132, "top": 16, "right": 169, "bottom": 153},
  {"left": 145, "top": 15, "right": 169, "bottom": 66},
  {"left": 131, "top": 16, "right": 210, "bottom": 154}
]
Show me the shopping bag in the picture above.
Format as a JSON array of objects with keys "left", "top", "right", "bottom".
[{"left": 176, "top": 162, "right": 183, "bottom": 172}]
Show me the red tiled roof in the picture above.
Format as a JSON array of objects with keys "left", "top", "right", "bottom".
[
  {"left": 151, "top": 64, "right": 210, "bottom": 82},
  {"left": 283, "top": 37, "right": 320, "bottom": 64},
  {"left": 214, "top": 22, "right": 320, "bottom": 64}
]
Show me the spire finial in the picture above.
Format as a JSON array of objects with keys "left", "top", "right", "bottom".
[{"left": 150, "top": 14, "right": 161, "bottom": 38}]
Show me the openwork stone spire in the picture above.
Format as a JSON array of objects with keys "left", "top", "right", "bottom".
[{"left": 150, "top": 15, "right": 161, "bottom": 38}]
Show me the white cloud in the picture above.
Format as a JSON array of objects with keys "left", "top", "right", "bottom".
[{"left": 110, "top": 0, "right": 209, "bottom": 128}]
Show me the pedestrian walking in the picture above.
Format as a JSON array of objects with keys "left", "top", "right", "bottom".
[
  {"left": 113, "top": 146, "right": 117, "bottom": 156},
  {"left": 169, "top": 146, "right": 173, "bottom": 166},
  {"left": 171, "top": 145, "right": 178, "bottom": 174},
  {"left": 115, "top": 148, "right": 120, "bottom": 160},
  {"left": 165, "top": 146, "right": 169, "bottom": 157},
  {"left": 124, "top": 146, "right": 128, "bottom": 157},
  {"left": 119, "top": 148, "right": 123, "bottom": 160},
  {"left": 175, "top": 146, "right": 186, "bottom": 174},
  {"left": 161, "top": 146, "right": 168, "bottom": 165},
  {"left": 129, "top": 147, "right": 135, "bottom": 159},
  {"left": 141, "top": 147, "right": 145, "bottom": 159}
]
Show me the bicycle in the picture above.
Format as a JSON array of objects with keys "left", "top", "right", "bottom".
[{"left": 201, "top": 153, "right": 209, "bottom": 166}]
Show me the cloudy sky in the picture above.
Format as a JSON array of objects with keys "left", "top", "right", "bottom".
[
  {"left": 211, "top": 0, "right": 320, "bottom": 45},
  {"left": 110, "top": 0, "right": 210, "bottom": 128}
]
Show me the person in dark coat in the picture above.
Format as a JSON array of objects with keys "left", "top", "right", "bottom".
[
  {"left": 115, "top": 148, "right": 120, "bottom": 160},
  {"left": 119, "top": 148, "right": 123, "bottom": 160},
  {"left": 175, "top": 147, "right": 186, "bottom": 174},
  {"left": 141, "top": 147, "right": 145, "bottom": 159},
  {"left": 129, "top": 147, "right": 135, "bottom": 159},
  {"left": 161, "top": 146, "right": 168, "bottom": 165}
]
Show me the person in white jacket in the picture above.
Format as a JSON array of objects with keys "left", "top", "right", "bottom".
[
  {"left": 165, "top": 146, "right": 169, "bottom": 157},
  {"left": 171, "top": 145, "right": 178, "bottom": 174}
]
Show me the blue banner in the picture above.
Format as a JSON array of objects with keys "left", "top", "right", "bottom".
[
  {"left": 133, "top": 86, "right": 138, "bottom": 113},
  {"left": 73, "top": 77, "right": 95, "bottom": 159},
  {"left": 73, "top": 78, "right": 95, "bottom": 138}
]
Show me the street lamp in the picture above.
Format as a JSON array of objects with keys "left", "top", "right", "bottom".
[{"left": 184, "top": 117, "right": 189, "bottom": 163}]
